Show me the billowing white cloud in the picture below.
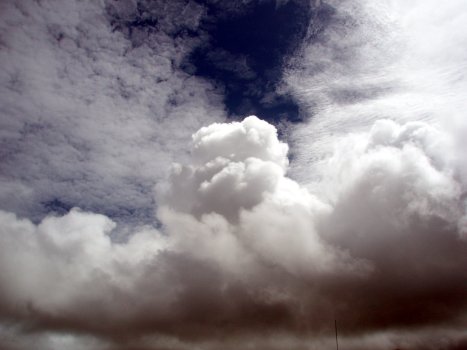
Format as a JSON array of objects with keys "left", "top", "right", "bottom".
[
  {"left": 165, "top": 116, "right": 288, "bottom": 220},
  {"left": 162, "top": 116, "right": 362, "bottom": 277},
  {"left": 1, "top": 114, "right": 467, "bottom": 349}
]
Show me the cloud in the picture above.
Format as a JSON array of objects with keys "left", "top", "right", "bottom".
[
  {"left": 1, "top": 114, "right": 467, "bottom": 349},
  {"left": 165, "top": 116, "right": 288, "bottom": 221},
  {"left": 1, "top": 0, "right": 467, "bottom": 349},
  {"left": 285, "top": 0, "right": 467, "bottom": 183},
  {"left": 0, "top": 0, "right": 226, "bottom": 223},
  {"left": 313, "top": 119, "right": 467, "bottom": 335}
]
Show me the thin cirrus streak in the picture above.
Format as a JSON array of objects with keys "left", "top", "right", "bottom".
[
  {"left": 286, "top": 0, "right": 467, "bottom": 183},
  {"left": 1, "top": 0, "right": 467, "bottom": 350}
]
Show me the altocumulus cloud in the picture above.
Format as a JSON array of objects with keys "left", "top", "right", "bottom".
[
  {"left": 1, "top": 116, "right": 467, "bottom": 350},
  {"left": 0, "top": 0, "right": 225, "bottom": 223}
]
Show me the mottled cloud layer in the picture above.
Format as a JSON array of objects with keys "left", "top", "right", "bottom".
[{"left": 0, "top": 0, "right": 225, "bottom": 223}]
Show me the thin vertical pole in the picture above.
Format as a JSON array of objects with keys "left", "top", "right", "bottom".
[{"left": 335, "top": 319, "right": 339, "bottom": 350}]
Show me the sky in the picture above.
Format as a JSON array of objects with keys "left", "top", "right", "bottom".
[{"left": 1, "top": 0, "right": 467, "bottom": 349}]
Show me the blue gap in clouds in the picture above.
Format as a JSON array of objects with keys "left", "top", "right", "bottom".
[
  {"left": 184, "top": 0, "right": 313, "bottom": 124},
  {"left": 107, "top": 0, "right": 326, "bottom": 124}
]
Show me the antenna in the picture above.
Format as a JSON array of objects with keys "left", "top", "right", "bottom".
[{"left": 335, "top": 319, "right": 339, "bottom": 350}]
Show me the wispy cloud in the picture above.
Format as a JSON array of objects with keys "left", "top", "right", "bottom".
[{"left": 285, "top": 0, "right": 467, "bottom": 182}]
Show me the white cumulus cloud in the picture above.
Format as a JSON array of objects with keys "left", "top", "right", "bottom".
[{"left": 1, "top": 115, "right": 467, "bottom": 349}]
